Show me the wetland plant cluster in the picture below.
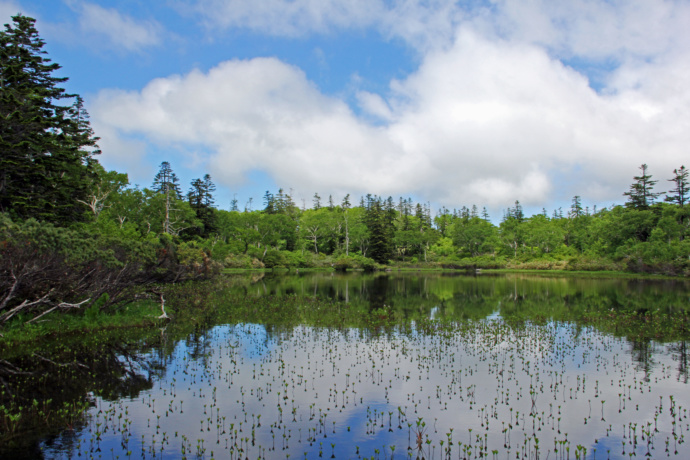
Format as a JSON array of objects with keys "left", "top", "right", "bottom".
[
  {"left": 3, "top": 273, "right": 690, "bottom": 459},
  {"left": 4, "top": 318, "right": 687, "bottom": 459}
]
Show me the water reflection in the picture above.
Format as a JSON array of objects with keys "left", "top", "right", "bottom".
[
  {"left": 230, "top": 271, "right": 690, "bottom": 322},
  {"left": 1, "top": 272, "right": 689, "bottom": 459}
]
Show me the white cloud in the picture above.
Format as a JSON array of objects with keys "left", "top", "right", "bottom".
[
  {"left": 489, "top": 0, "right": 690, "bottom": 61},
  {"left": 74, "top": 1, "right": 163, "bottom": 52},
  {"left": 93, "top": 28, "right": 690, "bottom": 211},
  {"left": 179, "top": 0, "right": 690, "bottom": 61},
  {"left": 0, "top": 1, "right": 26, "bottom": 26},
  {"left": 181, "top": 0, "right": 384, "bottom": 36},
  {"left": 92, "top": 1, "right": 690, "bottom": 211},
  {"left": 92, "top": 59, "right": 410, "bottom": 197},
  {"left": 356, "top": 91, "right": 393, "bottom": 122}
]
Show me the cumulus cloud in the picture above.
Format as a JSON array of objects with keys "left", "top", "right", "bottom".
[
  {"left": 72, "top": 1, "right": 163, "bottom": 52},
  {"left": 178, "top": 0, "right": 384, "bottom": 36},
  {"left": 176, "top": 0, "right": 690, "bottom": 77},
  {"left": 487, "top": 0, "right": 690, "bottom": 61},
  {"left": 176, "top": 0, "right": 473, "bottom": 51},
  {"left": 0, "top": 1, "right": 21, "bottom": 24},
  {"left": 92, "top": 0, "right": 690, "bottom": 212},
  {"left": 179, "top": 0, "right": 690, "bottom": 59},
  {"left": 93, "top": 29, "right": 690, "bottom": 210},
  {"left": 92, "top": 59, "right": 409, "bottom": 198}
]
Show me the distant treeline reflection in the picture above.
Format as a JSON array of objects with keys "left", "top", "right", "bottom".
[{"left": 224, "top": 271, "right": 690, "bottom": 322}]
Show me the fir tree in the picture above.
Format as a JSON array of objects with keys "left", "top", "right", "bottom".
[
  {"left": 341, "top": 194, "right": 351, "bottom": 209},
  {"left": 570, "top": 196, "right": 583, "bottom": 218},
  {"left": 0, "top": 15, "right": 100, "bottom": 223},
  {"left": 665, "top": 166, "right": 689, "bottom": 207},
  {"left": 188, "top": 174, "right": 216, "bottom": 237},
  {"left": 152, "top": 162, "right": 182, "bottom": 234},
  {"left": 152, "top": 161, "right": 181, "bottom": 197},
  {"left": 364, "top": 195, "right": 393, "bottom": 264},
  {"left": 624, "top": 164, "right": 661, "bottom": 209},
  {"left": 263, "top": 190, "right": 275, "bottom": 213},
  {"left": 482, "top": 207, "right": 490, "bottom": 221}
]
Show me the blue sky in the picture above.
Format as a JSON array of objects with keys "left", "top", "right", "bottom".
[{"left": 3, "top": 0, "right": 690, "bottom": 218}]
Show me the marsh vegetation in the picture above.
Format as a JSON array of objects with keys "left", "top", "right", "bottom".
[{"left": 2, "top": 272, "right": 690, "bottom": 459}]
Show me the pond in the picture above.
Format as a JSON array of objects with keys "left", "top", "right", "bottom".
[{"left": 2, "top": 272, "right": 690, "bottom": 459}]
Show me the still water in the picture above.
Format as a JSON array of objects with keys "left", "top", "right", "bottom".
[{"left": 5, "top": 272, "right": 690, "bottom": 459}]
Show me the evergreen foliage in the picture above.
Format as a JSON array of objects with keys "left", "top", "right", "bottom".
[
  {"left": 187, "top": 174, "right": 217, "bottom": 237},
  {"left": 624, "top": 164, "right": 662, "bottom": 209},
  {"left": 0, "top": 15, "right": 100, "bottom": 224},
  {"left": 152, "top": 161, "right": 181, "bottom": 197},
  {"left": 665, "top": 166, "right": 689, "bottom": 207}
]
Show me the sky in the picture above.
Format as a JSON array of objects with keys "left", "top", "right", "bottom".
[{"left": 3, "top": 0, "right": 690, "bottom": 219}]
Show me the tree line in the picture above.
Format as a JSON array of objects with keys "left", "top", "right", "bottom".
[
  {"left": 85, "top": 157, "right": 690, "bottom": 275},
  {"left": 2, "top": 14, "right": 690, "bottom": 324}
]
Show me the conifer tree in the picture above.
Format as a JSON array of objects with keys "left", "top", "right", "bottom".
[
  {"left": 188, "top": 174, "right": 216, "bottom": 237},
  {"left": 665, "top": 166, "right": 689, "bottom": 207},
  {"left": 263, "top": 190, "right": 275, "bottom": 213},
  {"left": 481, "top": 207, "right": 490, "bottom": 221},
  {"left": 570, "top": 196, "right": 583, "bottom": 218},
  {"left": 152, "top": 161, "right": 181, "bottom": 197},
  {"left": 364, "top": 195, "right": 393, "bottom": 264},
  {"left": 624, "top": 164, "right": 661, "bottom": 209},
  {"left": 152, "top": 161, "right": 181, "bottom": 234},
  {"left": 342, "top": 194, "right": 351, "bottom": 255},
  {"left": 0, "top": 15, "right": 100, "bottom": 223},
  {"left": 202, "top": 174, "right": 216, "bottom": 208}
]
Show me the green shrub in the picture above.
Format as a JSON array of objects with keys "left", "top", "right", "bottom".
[
  {"left": 333, "top": 255, "right": 354, "bottom": 272},
  {"left": 566, "top": 256, "right": 624, "bottom": 272},
  {"left": 223, "top": 253, "right": 265, "bottom": 269},
  {"left": 263, "top": 249, "right": 288, "bottom": 269}
]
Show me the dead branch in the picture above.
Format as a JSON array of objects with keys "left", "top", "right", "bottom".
[
  {"left": 25, "top": 298, "right": 90, "bottom": 325},
  {"left": 150, "top": 290, "right": 169, "bottom": 320},
  {"left": 32, "top": 353, "right": 89, "bottom": 369},
  {"left": 0, "top": 291, "right": 54, "bottom": 324},
  {"left": 0, "top": 271, "right": 19, "bottom": 312},
  {"left": 0, "top": 359, "right": 34, "bottom": 376}
]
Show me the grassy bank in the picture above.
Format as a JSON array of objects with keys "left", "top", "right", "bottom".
[
  {"left": 0, "top": 300, "right": 165, "bottom": 352},
  {"left": 3, "top": 267, "right": 689, "bottom": 350}
]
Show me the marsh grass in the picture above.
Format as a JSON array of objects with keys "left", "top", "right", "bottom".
[{"left": 2, "top": 273, "right": 690, "bottom": 459}]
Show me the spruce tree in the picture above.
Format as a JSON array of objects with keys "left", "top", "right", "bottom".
[
  {"left": 570, "top": 196, "right": 583, "bottom": 218},
  {"left": 152, "top": 161, "right": 181, "bottom": 234},
  {"left": 152, "top": 161, "right": 181, "bottom": 197},
  {"left": 624, "top": 164, "right": 661, "bottom": 209},
  {"left": 481, "top": 207, "right": 490, "bottom": 221},
  {"left": 263, "top": 190, "right": 275, "bottom": 213},
  {"left": 187, "top": 174, "right": 216, "bottom": 237},
  {"left": 0, "top": 15, "right": 100, "bottom": 223},
  {"left": 202, "top": 174, "right": 216, "bottom": 208},
  {"left": 665, "top": 166, "right": 689, "bottom": 207},
  {"left": 364, "top": 195, "right": 392, "bottom": 264}
]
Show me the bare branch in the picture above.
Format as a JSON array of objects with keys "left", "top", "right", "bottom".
[
  {"left": 32, "top": 353, "right": 89, "bottom": 369},
  {"left": 25, "top": 298, "right": 90, "bottom": 324},
  {"left": 0, "top": 291, "right": 54, "bottom": 323},
  {"left": 77, "top": 187, "right": 112, "bottom": 218},
  {"left": 157, "top": 291, "right": 169, "bottom": 319}
]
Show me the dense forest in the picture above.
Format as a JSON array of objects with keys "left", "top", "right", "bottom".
[
  {"left": 2, "top": 14, "right": 690, "bottom": 324},
  {"left": 82, "top": 161, "right": 690, "bottom": 275}
]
